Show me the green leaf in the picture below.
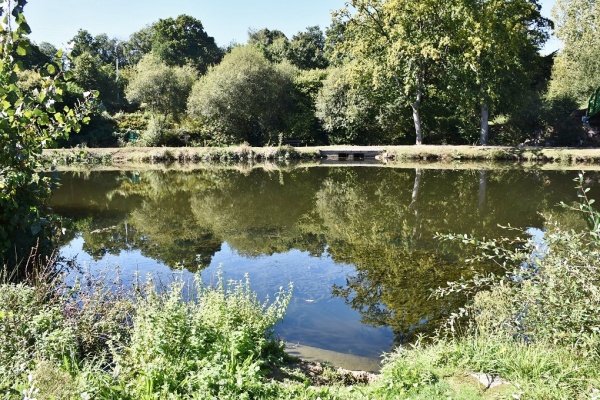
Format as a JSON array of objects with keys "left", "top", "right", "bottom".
[
  {"left": 16, "top": 41, "right": 28, "bottom": 56},
  {"left": 47, "top": 64, "right": 56, "bottom": 75}
]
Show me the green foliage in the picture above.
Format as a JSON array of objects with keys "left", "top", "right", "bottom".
[
  {"left": 110, "top": 274, "right": 292, "bottom": 398},
  {"left": 69, "top": 29, "right": 121, "bottom": 66},
  {"left": 152, "top": 14, "right": 222, "bottom": 74},
  {"left": 330, "top": 0, "right": 550, "bottom": 145},
  {"left": 287, "top": 26, "right": 329, "bottom": 70},
  {"left": 537, "top": 95, "right": 587, "bottom": 146},
  {"left": 452, "top": 0, "right": 550, "bottom": 144},
  {"left": 0, "top": 282, "right": 78, "bottom": 391},
  {"left": 0, "top": 0, "right": 94, "bottom": 269},
  {"left": 187, "top": 46, "right": 299, "bottom": 146},
  {"left": 437, "top": 173, "right": 600, "bottom": 356},
  {"left": 248, "top": 28, "right": 290, "bottom": 63},
  {"left": 446, "top": 337, "right": 599, "bottom": 399},
  {"left": 315, "top": 64, "right": 378, "bottom": 144},
  {"left": 121, "top": 25, "right": 154, "bottom": 66},
  {"left": 549, "top": 0, "right": 600, "bottom": 106},
  {"left": 71, "top": 51, "right": 123, "bottom": 108},
  {"left": 315, "top": 64, "right": 410, "bottom": 144},
  {"left": 17, "top": 38, "right": 54, "bottom": 70},
  {"left": 126, "top": 52, "right": 196, "bottom": 121}
]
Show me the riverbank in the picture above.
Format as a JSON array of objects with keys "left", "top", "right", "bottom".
[{"left": 43, "top": 144, "right": 600, "bottom": 166}]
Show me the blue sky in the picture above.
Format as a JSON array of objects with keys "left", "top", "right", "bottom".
[{"left": 26, "top": 0, "right": 560, "bottom": 53}]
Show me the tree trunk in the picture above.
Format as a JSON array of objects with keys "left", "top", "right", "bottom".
[
  {"left": 411, "top": 168, "right": 422, "bottom": 207},
  {"left": 411, "top": 88, "right": 423, "bottom": 145},
  {"left": 480, "top": 102, "right": 489, "bottom": 145},
  {"left": 410, "top": 168, "right": 423, "bottom": 239}
]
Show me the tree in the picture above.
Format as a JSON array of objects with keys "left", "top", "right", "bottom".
[
  {"left": 287, "top": 26, "right": 329, "bottom": 70},
  {"left": 549, "top": 0, "right": 600, "bottom": 106},
  {"left": 71, "top": 51, "right": 120, "bottom": 105},
  {"left": 334, "top": 0, "right": 456, "bottom": 145},
  {"left": 315, "top": 64, "right": 379, "bottom": 144},
  {"left": 122, "top": 25, "right": 154, "bottom": 66},
  {"left": 187, "top": 46, "right": 297, "bottom": 146},
  {"left": 456, "top": 0, "right": 550, "bottom": 144},
  {"left": 0, "top": 0, "right": 94, "bottom": 270},
  {"left": 125, "top": 53, "right": 196, "bottom": 120},
  {"left": 152, "top": 15, "right": 222, "bottom": 73},
  {"left": 69, "top": 29, "right": 121, "bottom": 66},
  {"left": 247, "top": 28, "right": 290, "bottom": 63}
]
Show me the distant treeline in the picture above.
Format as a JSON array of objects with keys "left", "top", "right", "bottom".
[{"left": 18, "top": 0, "right": 600, "bottom": 147}]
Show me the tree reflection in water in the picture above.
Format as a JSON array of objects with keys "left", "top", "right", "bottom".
[{"left": 51, "top": 166, "right": 593, "bottom": 345}]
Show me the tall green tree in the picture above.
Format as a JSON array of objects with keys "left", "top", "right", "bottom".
[
  {"left": 315, "top": 64, "right": 380, "bottom": 144},
  {"left": 334, "top": 0, "right": 456, "bottom": 145},
  {"left": 456, "top": 0, "right": 549, "bottom": 144},
  {"left": 287, "top": 26, "right": 329, "bottom": 70},
  {"left": 71, "top": 51, "right": 120, "bottom": 105},
  {"left": 549, "top": 0, "right": 600, "bottom": 106},
  {"left": 69, "top": 29, "right": 122, "bottom": 66},
  {"left": 122, "top": 25, "right": 154, "bottom": 66},
  {"left": 247, "top": 28, "right": 290, "bottom": 63},
  {"left": 152, "top": 15, "right": 222, "bottom": 73}
]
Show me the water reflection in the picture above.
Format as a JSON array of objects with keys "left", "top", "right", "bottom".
[{"left": 51, "top": 167, "right": 597, "bottom": 357}]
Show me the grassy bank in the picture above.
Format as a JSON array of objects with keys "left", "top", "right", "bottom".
[{"left": 43, "top": 144, "right": 600, "bottom": 167}]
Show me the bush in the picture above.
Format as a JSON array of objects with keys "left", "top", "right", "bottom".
[
  {"left": 437, "top": 173, "right": 600, "bottom": 356},
  {"left": 96, "top": 273, "right": 293, "bottom": 398},
  {"left": 187, "top": 46, "right": 298, "bottom": 146},
  {"left": 0, "top": 282, "right": 77, "bottom": 391}
]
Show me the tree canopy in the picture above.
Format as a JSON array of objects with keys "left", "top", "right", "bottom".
[
  {"left": 187, "top": 46, "right": 297, "bottom": 146},
  {"left": 152, "top": 15, "right": 222, "bottom": 73},
  {"left": 126, "top": 53, "right": 196, "bottom": 120}
]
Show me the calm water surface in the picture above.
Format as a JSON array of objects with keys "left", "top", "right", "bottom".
[{"left": 50, "top": 166, "right": 599, "bottom": 363}]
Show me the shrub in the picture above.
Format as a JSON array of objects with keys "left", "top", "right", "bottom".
[
  {"left": 109, "top": 273, "right": 293, "bottom": 398},
  {"left": 0, "top": 283, "right": 77, "bottom": 391},
  {"left": 436, "top": 172, "right": 600, "bottom": 357}
]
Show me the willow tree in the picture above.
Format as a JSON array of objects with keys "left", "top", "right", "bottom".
[
  {"left": 126, "top": 53, "right": 196, "bottom": 121},
  {"left": 187, "top": 46, "right": 297, "bottom": 146},
  {"left": 334, "top": 0, "right": 456, "bottom": 144}
]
